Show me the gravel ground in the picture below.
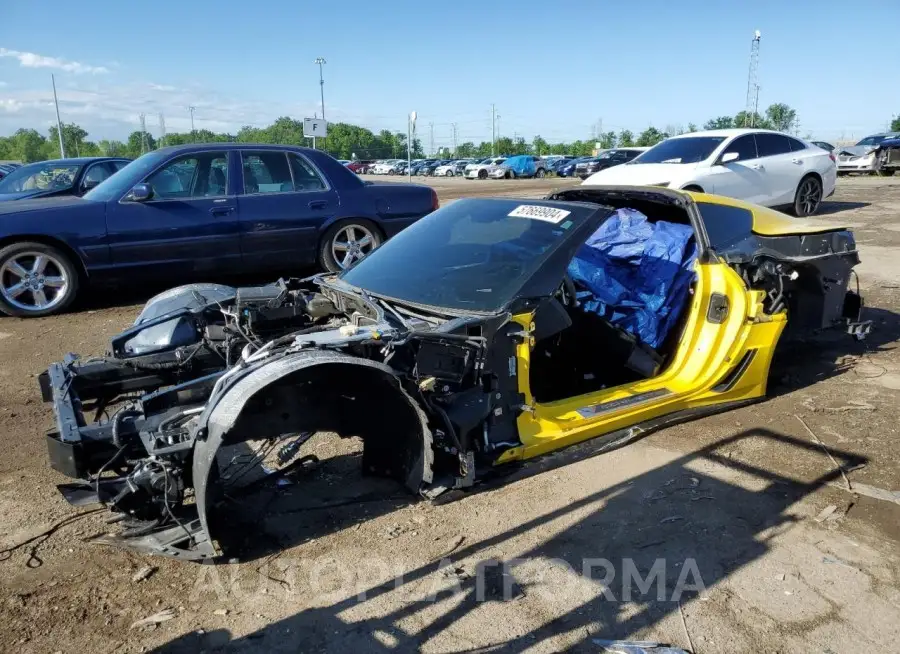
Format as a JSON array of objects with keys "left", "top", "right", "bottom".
[{"left": 1, "top": 175, "right": 899, "bottom": 653}]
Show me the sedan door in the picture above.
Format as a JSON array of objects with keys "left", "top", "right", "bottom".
[
  {"left": 753, "top": 133, "right": 799, "bottom": 205},
  {"left": 105, "top": 150, "right": 242, "bottom": 280},
  {"left": 704, "top": 134, "right": 769, "bottom": 205},
  {"left": 236, "top": 150, "right": 339, "bottom": 271}
]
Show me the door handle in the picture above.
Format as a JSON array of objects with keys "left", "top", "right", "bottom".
[
  {"left": 308, "top": 200, "right": 327, "bottom": 210},
  {"left": 791, "top": 158, "right": 803, "bottom": 164},
  {"left": 209, "top": 206, "right": 234, "bottom": 216},
  {"left": 751, "top": 164, "right": 765, "bottom": 171}
]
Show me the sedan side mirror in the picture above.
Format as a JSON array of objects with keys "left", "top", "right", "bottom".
[
  {"left": 80, "top": 179, "right": 101, "bottom": 193},
  {"left": 719, "top": 152, "right": 739, "bottom": 165},
  {"left": 126, "top": 183, "right": 153, "bottom": 202}
]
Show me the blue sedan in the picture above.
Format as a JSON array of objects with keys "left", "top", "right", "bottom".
[{"left": 0, "top": 144, "right": 437, "bottom": 317}]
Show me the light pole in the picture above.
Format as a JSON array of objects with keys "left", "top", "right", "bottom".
[
  {"left": 408, "top": 111, "right": 417, "bottom": 182},
  {"left": 189, "top": 106, "right": 196, "bottom": 138},
  {"left": 51, "top": 74, "right": 66, "bottom": 158},
  {"left": 314, "top": 57, "right": 326, "bottom": 121}
]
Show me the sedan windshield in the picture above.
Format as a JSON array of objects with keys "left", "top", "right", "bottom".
[
  {"left": 340, "top": 198, "right": 595, "bottom": 312},
  {"left": 856, "top": 135, "right": 888, "bottom": 146},
  {"left": 632, "top": 137, "right": 726, "bottom": 164},
  {"left": 0, "top": 162, "right": 81, "bottom": 194}
]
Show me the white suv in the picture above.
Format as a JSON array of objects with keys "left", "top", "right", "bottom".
[{"left": 465, "top": 157, "right": 507, "bottom": 179}]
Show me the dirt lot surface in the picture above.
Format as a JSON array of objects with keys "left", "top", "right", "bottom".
[{"left": 2, "top": 176, "right": 900, "bottom": 653}]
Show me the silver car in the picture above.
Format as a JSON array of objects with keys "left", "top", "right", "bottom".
[{"left": 837, "top": 133, "right": 900, "bottom": 175}]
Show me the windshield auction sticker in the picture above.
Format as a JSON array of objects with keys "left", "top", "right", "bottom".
[{"left": 508, "top": 205, "right": 571, "bottom": 224}]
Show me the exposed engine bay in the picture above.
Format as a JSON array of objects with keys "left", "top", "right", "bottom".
[{"left": 41, "top": 277, "right": 521, "bottom": 559}]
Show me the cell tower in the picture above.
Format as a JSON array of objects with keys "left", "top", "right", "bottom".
[
  {"left": 139, "top": 113, "right": 147, "bottom": 154},
  {"left": 158, "top": 113, "right": 166, "bottom": 148},
  {"left": 744, "top": 30, "right": 761, "bottom": 127}
]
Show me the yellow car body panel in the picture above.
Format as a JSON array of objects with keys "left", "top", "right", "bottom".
[
  {"left": 497, "top": 258, "right": 786, "bottom": 464},
  {"left": 685, "top": 191, "right": 845, "bottom": 236}
]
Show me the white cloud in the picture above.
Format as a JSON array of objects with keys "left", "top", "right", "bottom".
[
  {"left": 0, "top": 81, "right": 334, "bottom": 139},
  {"left": 0, "top": 81, "right": 7, "bottom": 87},
  {"left": 0, "top": 47, "right": 109, "bottom": 75}
]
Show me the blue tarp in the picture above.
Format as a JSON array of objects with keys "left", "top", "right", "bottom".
[
  {"left": 504, "top": 155, "right": 536, "bottom": 177},
  {"left": 567, "top": 208, "right": 697, "bottom": 349}
]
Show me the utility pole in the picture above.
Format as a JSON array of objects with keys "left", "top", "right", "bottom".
[
  {"left": 451, "top": 123, "right": 458, "bottom": 157},
  {"left": 158, "top": 113, "right": 166, "bottom": 148},
  {"left": 51, "top": 74, "right": 66, "bottom": 158},
  {"left": 314, "top": 57, "right": 327, "bottom": 121},
  {"left": 408, "top": 111, "right": 417, "bottom": 182},
  {"left": 491, "top": 104, "right": 496, "bottom": 156},
  {"left": 744, "top": 30, "right": 761, "bottom": 127},
  {"left": 188, "top": 106, "right": 197, "bottom": 139},
  {"left": 139, "top": 114, "right": 147, "bottom": 154},
  {"left": 429, "top": 122, "right": 434, "bottom": 157}
]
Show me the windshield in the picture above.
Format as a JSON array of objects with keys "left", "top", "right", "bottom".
[
  {"left": 0, "top": 162, "right": 81, "bottom": 194},
  {"left": 84, "top": 150, "right": 170, "bottom": 202},
  {"left": 339, "top": 198, "right": 594, "bottom": 312},
  {"left": 632, "top": 137, "right": 726, "bottom": 164},
  {"left": 856, "top": 135, "right": 888, "bottom": 146}
]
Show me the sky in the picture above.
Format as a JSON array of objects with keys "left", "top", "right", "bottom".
[{"left": 1, "top": 0, "right": 898, "bottom": 147}]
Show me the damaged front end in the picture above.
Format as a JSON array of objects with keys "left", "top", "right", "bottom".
[{"left": 40, "top": 278, "right": 518, "bottom": 560}]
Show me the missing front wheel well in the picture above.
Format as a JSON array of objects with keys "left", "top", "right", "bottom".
[{"left": 223, "top": 363, "right": 434, "bottom": 491}]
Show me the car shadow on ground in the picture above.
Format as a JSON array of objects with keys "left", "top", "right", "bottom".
[
  {"left": 203, "top": 308, "right": 899, "bottom": 566},
  {"left": 150, "top": 428, "right": 865, "bottom": 652},
  {"left": 816, "top": 200, "right": 870, "bottom": 216}
]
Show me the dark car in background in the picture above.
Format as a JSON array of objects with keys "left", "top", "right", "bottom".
[
  {"left": 559, "top": 156, "right": 592, "bottom": 177},
  {"left": 418, "top": 159, "right": 451, "bottom": 176},
  {"left": 0, "top": 163, "right": 22, "bottom": 180},
  {"left": 0, "top": 157, "right": 131, "bottom": 202},
  {"left": 410, "top": 159, "right": 437, "bottom": 175},
  {"left": 575, "top": 148, "right": 646, "bottom": 179},
  {"left": 0, "top": 144, "right": 438, "bottom": 317}
]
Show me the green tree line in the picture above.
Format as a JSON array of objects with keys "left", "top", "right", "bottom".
[{"left": 4, "top": 103, "right": 880, "bottom": 165}]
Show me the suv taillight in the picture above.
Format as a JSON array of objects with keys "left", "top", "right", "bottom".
[
  {"left": 829, "top": 153, "right": 836, "bottom": 164},
  {"left": 431, "top": 189, "right": 439, "bottom": 211}
]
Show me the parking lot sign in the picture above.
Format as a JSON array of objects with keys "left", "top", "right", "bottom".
[{"left": 304, "top": 118, "right": 327, "bottom": 138}]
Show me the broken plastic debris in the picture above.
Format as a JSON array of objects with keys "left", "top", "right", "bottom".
[
  {"left": 593, "top": 639, "right": 690, "bottom": 654},
  {"left": 130, "top": 608, "right": 176, "bottom": 629},
  {"left": 131, "top": 565, "right": 157, "bottom": 583},
  {"left": 814, "top": 505, "right": 838, "bottom": 522}
]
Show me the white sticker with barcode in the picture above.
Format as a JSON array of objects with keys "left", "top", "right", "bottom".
[{"left": 508, "top": 205, "right": 571, "bottom": 223}]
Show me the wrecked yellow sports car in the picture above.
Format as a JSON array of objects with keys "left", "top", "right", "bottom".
[{"left": 41, "top": 187, "right": 869, "bottom": 559}]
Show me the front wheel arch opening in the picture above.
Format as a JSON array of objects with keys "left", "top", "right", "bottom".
[{"left": 214, "top": 363, "right": 433, "bottom": 492}]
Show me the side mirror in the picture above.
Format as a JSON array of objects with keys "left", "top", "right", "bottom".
[
  {"left": 81, "top": 179, "right": 100, "bottom": 193},
  {"left": 719, "top": 152, "right": 739, "bottom": 165},
  {"left": 126, "top": 183, "right": 153, "bottom": 202}
]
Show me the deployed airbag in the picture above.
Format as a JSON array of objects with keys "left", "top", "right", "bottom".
[{"left": 567, "top": 208, "right": 697, "bottom": 349}]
